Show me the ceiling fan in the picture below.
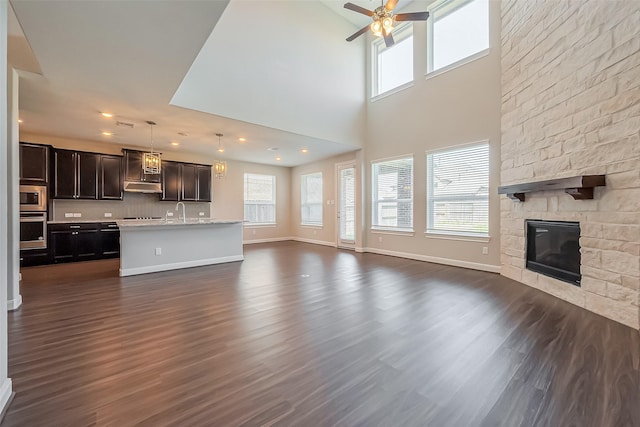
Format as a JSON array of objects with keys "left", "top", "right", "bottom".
[{"left": 344, "top": 0, "right": 429, "bottom": 47}]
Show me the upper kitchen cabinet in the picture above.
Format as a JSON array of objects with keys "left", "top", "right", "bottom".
[
  {"left": 52, "top": 149, "right": 99, "bottom": 199},
  {"left": 197, "top": 165, "right": 212, "bottom": 202},
  {"left": 100, "top": 155, "right": 123, "bottom": 200},
  {"left": 20, "top": 143, "right": 50, "bottom": 184},
  {"left": 124, "top": 150, "right": 161, "bottom": 184},
  {"left": 161, "top": 160, "right": 181, "bottom": 202},
  {"left": 181, "top": 163, "right": 198, "bottom": 201}
]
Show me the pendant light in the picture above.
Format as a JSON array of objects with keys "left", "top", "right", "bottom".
[
  {"left": 214, "top": 133, "right": 227, "bottom": 179},
  {"left": 143, "top": 120, "right": 161, "bottom": 174}
]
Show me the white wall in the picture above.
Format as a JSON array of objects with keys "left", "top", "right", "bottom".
[
  {"left": 362, "top": 0, "right": 502, "bottom": 271},
  {"left": 0, "top": 0, "right": 15, "bottom": 413},
  {"left": 172, "top": 0, "right": 366, "bottom": 148},
  {"left": 7, "top": 68, "right": 19, "bottom": 310}
]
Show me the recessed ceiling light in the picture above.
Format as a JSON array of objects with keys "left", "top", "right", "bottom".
[
  {"left": 267, "top": 147, "right": 279, "bottom": 151},
  {"left": 102, "top": 131, "right": 112, "bottom": 136},
  {"left": 171, "top": 141, "right": 180, "bottom": 146},
  {"left": 275, "top": 156, "right": 281, "bottom": 161},
  {"left": 238, "top": 137, "right": 246, "bottom": 142},
  {"left": 301, "top": 148, "right": 308, "bottom": 153},
  {"left": 18, "top": 119, "right": 23, "bottom": 124},
  {"left": 101, "top": 112, "right": 113, "bottom": 118}
]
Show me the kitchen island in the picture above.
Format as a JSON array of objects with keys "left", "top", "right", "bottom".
[{"left": 117, "top": 219, "right": 243, "bottom": 277}]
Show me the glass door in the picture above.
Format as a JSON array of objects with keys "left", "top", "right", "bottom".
[{"left": 337, "top": 163, "right": 356, "bottom": 249}]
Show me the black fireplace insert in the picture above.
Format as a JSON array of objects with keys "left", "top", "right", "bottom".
[{"left": 526, "top": 220, "right": 581, "bottom": 286}]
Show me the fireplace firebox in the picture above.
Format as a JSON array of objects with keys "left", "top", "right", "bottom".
[{"left": 526, "top": 220, "right": 581, "bottom": 286}]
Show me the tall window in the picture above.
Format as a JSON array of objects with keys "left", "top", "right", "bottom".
[
  {"left": 428, "top": 0, "right": 489, "bottom": 73},
  {"left": 372, "top": 156, "right": 413, "bottom": 231},
  {"left": 372, "top": 24, "right": 413, "bottom": 97},
  {"left": 244, "top": 173, "right": 276, "bottom": 225},
  {"left": 301, "top": 172, "right": 323, "bottom": 226},
  {"left": 426, "top": 143, "right": 489, "bottom": 236}
]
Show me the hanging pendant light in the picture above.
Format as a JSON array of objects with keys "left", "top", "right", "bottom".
[
  {"left": 143, "top": 120, "right": 161, "bottom": 174},
  {"left": 214, "top": 133, "right": 227, "bottom": 179}
]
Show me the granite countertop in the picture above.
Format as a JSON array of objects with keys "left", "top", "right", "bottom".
[{"left": 116, "top": 219, "right": 244, "bottom": 228}]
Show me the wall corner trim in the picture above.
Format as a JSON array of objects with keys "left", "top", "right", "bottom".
[{"left": 0, "top": 379, "right": 13, "bottom": 423}]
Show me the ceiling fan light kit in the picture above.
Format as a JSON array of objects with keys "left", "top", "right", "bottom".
[{"left": 344, "top": 0, "right": 429, "bottom": 47}]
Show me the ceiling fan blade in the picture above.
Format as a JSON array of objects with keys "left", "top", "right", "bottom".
[
  {"left": 394, "top": 11, "right": 430, "bottom": 21},
  {"left": 344, "top": 2, "right": 374, "bottom": 16},
  {"left": 384, "top": 0, "right": 399, "bottom": 11},
  {"left": 346, "top": 24, "right": 371, "bottom": 42},
  {"left": 383, "top": 28, "right": 395, "bottom": 47}
]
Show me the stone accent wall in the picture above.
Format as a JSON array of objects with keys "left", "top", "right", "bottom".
[{"left": 500, "top": 0, "right": 640, "bottom": 329}]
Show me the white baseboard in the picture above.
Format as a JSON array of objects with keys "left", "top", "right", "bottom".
[
  {"left": 291, "top": 237, "right": 336, "bottom": 247},
  {"left": 363, "top": 247, "right": 501, "bottom": 274},
  {"left": 7, "top": 295, "right": 22, "bottom": 311},
  {"left": 243, "top": 237, "right": 292, "bottom": 245},
  {"left": 355, "top": 247, "right": 365, "bottom": 253},
  {"left": 0, "top": 379, "right": 13, "bottom": 421},
  {"left": 120, "top": 255, "right": 244, "bottom": 277}
]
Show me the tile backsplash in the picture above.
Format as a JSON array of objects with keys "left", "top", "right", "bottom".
[{"left": 52, "top": 192, "right": 211, "bottom": 221}]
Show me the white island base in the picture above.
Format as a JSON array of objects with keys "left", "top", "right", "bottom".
[{"left": 118, "top": 220, "right": 243, "bottom": 277}]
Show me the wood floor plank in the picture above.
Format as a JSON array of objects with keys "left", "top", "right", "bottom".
[{"left": 3, "top": 241, "right": 639, "bottom": 426}]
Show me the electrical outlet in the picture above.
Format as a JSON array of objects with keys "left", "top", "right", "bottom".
[
  {"left": 65, "top": 213, "right": 73, "bottom": 218},
  {"left": 167, "top": 212, "right": 174, "bottom": 217},
  {"left": 326, "top": 200, "right": 330, "bottom": 205},
  {"left": 252, "top": 229, "right": 256, "bottom": 235},
  {"left": 378, "top": 236, "right": 383, "bottom": 243},
  {"left": 104, "top": 212, "right": 112, "bottom": 218},
  {"left": 482, "top": 247, "right": 489, "bottom": 255},
  {"left": 199, "top": 212, "right": 205, "bottom": 216},
  {"left": 73, "top": 213, "right": 82, "bottom": 218},
  {"left": 155, "top": 248, "right": 162, "bottom": 256},
  {"left": 313, "top": 230, "right": 317, "bottom": 235}
]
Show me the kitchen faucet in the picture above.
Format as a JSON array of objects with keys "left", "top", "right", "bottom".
[{"left": 175, "top": 202, "right": 186, "bottom": 223}]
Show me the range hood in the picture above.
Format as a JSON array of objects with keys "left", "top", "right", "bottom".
[{"left": 124, "top": 181, "right": 162, "bottom": 193}]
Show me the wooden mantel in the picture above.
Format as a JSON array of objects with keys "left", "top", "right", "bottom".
[{"left": 498, "top": 175, "right": 606, "bottom": 202}]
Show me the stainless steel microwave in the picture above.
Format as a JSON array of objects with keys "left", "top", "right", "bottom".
[{"left": 20, "top": 185, "right": 47, "bottom": 212}]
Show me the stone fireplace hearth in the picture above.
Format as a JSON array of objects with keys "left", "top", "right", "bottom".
[{"left": 500, "top": 0, "right": 640, "bottom": 329}]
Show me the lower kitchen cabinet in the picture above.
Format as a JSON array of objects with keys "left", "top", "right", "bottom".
[
  {"left": 48, "top": 222, "right": 120, "bottom": 264},
  {"left": 20, "top": 248, "right": 50, "bottom": 267}
]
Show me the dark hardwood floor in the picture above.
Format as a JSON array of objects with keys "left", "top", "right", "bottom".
[{"left": 4, "top": 241, "right": 640, "bottom": 426}]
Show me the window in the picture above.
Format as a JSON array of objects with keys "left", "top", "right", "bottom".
[
  {"left": 301, "top": 172, "right": 323, "bottom": 226},
  {"left": 428, "top": 0, "right": 489, "bottom": 73},
  {"left": 426, "top": 143, "right": 489, "bottom": 236},
  {"left": 372, "top": 156, "right": 413, "bottom": 231},
  {"left": 372, "top": 24, "right": 413, "bottom": 97},
  {"left": 244, "top": 173, "right": 276, "bottom": 225}
]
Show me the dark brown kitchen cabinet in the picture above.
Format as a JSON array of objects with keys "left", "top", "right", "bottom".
[
  {"left": 181, "top": 164, "right": 197, "bottom": 201},
  {"left": 124, "top": 150, "right": 161, "bottom": 183},
  {"left": 52, "top": 149, "right": 99, "bottom": 199},
  {"left": 197, "top": 165, "right": 212, "bottom": 202},
  {"left": 19, "top": 143, "right": 49, "bottom": 184},
  {"left": 99, "top": 223, "right": 120, "bottom": 258},
  {"left": 100, "top": 155, "right": 123, "bottom": 200},
  {"left": 161, "top": 161, "right": 181, "bottom": 201},
  {"left": 49, "top": 222, "right": 119, "bottom": 263}
]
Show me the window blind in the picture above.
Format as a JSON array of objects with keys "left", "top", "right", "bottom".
[
  {"left": 372, "top": 157, "right": 413, "bottom": 230},
  {"left": 301, "top": 172, "right": 323, "bottom": 226},
  {"left": 244, "top": 173, "right": 276, "bottom": 224},
  {"left": 427, "top": 143, "right": 489, "bottom": 236}
]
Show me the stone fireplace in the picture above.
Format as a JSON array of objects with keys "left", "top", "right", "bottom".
[{"left": 500, "top": 0, "right": 640, "bottom": 329}]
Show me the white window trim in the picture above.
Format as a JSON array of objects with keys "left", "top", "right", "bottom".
[
  {"left": 427, "top": 0, "right": 490, "bottom": 75},
  {"left": 371, "top": 23, "right": 414, "bottom": 99},
  {"left": 301, "top": 171, "right": 323, "bottom": 227},
  {"left": 425, "top": 48, "right": 490, "bottom": 80},
  {"left": 300, "top": 224, "right": 324, "bottom": 230},
  {"left": 425, "top": 141, "right": 490, "bottom": 238},
  {"left": 243, "top": 173, "right": 277, "bottom": 226},
  {"left": 371, "top": 154, "right": 414, "bottom": 233}
]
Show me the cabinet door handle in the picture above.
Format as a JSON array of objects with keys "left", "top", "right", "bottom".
[{"left": 70, "top": 225, "right": 81, "bottom": 229}]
